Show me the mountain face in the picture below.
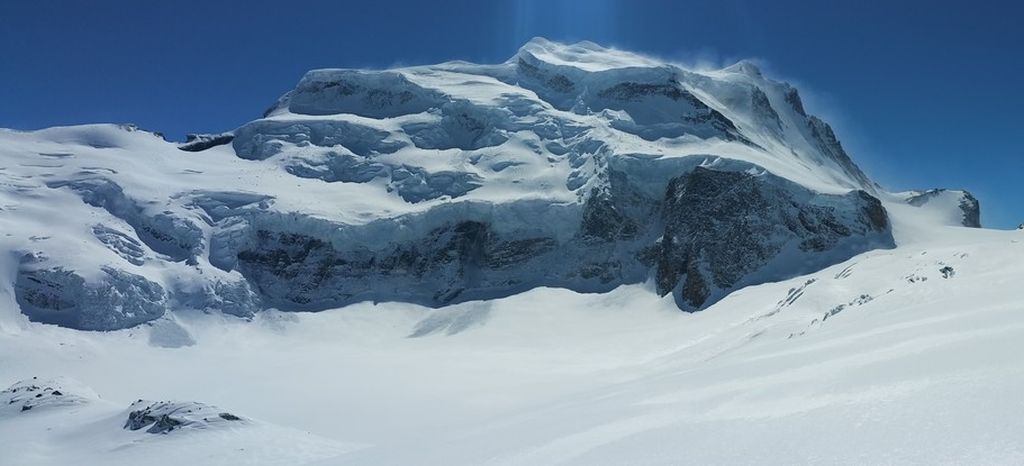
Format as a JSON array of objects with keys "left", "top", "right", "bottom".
[{"left": 0, "top": 39, "right": 976, "bottom": 330}]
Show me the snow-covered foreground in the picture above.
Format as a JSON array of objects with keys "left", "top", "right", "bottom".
[{"left": 3, "top": 216, "right": 1022, "bottom": 465}]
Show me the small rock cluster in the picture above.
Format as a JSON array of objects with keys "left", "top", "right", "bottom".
[
  {"left": 0, "top": 377, "right": 93, "bottom": 414},
  {"left": 3, "top": 378, "right": 245, "bottom": 435},
  {"left": 124, "top": 400, "right": 246, "bottom": 434}
]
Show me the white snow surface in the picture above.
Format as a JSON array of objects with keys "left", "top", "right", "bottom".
[{"left": 2, "top": 209, "right": 1022, "bottom": 465}]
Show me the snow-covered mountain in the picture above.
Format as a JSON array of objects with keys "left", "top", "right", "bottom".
[
  {"left": 0, "top": 38, "right": 978, "bottom": 332},
  {"left": 1, "top": 39, "right": 1014, "bottom": 466}
]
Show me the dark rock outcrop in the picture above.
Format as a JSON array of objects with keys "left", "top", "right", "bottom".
[
  {"left": 751, "top": 87, "right": 783, "bottom": 132},
  {"left": 229, "top": 164, "right": 892, "bottom": 313},
  {"left": 236, "top": 220, "right": 562, "bottom": 309},
  {"left": 178, "top": 133, "right": 235, "bottom": 152},
  {"left": 960, "top": 192, "right": 982, "bottom": 228},
  {"left": 654, "top": 167, "right": 891, "bottom": 310},
  {"left": 784, "top": 87, "right": 807, "bottom": 116}
]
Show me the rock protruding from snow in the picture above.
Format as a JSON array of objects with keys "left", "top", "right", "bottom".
[
  {"left": 178, "top": 133, "right": 234, "bottom": 152},
  {"left": 961, "top": 194, "right": 981, "bottom": 227},
  {"left": 0, "top": 377, "right": 97, "bottom": 415},
  {"left": 124, "top": 400, "right": 246, "bottom": 434}
]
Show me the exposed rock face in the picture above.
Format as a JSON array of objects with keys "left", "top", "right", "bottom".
[
  {"left": 178, "top": 133, "right": 234, "bottom": 152},
  {"left": 784, "top": 87, "right": 807, "bottom": 116},
  {"left": 654, "top": 167, "right": 890, "bottom": 310},
  {"left": 235, "top": 207, "right": 573, "bottom": 310},
  {"left": 960, "top": 193, "right": 982, "bottom": 228},
  {"left": 751, "top": 87, "right": 783, "bottom": 132},
  {"left": 231, "top": 163, "right": 892, "bottom": 313}
]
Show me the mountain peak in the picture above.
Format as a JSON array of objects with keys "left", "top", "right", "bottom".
[
  {"left": 514, "top": 37, "right": 660, "bottom": 72},
  {"left": 722, "top": 59, "right": 764, "bottom": 78}
]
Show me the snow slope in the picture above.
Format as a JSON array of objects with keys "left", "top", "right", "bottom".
[
  {"left": 1, "top": 211, "right": 1021, "bottom": 465},
  {"left": 0, "top": 376, "right": 358, "bottom": 465}
]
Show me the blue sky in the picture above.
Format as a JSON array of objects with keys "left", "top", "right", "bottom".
[{"left": 1, "top": 0, "right": 1020, "bottom": 228}]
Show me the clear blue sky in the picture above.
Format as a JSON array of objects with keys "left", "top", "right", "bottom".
[{"left": 1, "top": 0, "right": 1020, "bottom": 228}]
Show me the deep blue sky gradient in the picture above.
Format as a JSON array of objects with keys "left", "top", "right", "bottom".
[{"left": 1, "top": 0, "right": 1020, "bottom": 227}]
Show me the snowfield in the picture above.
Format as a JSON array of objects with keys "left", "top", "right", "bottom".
[
  {"left": 1, "top": 38, "right": 1020, "bottom": 465},
  {"left": 2, "top": 214, "right": 1022, "bottom": 465}
]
